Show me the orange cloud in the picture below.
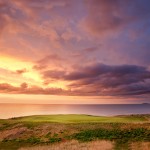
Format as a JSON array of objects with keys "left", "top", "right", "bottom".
[
  {"left": 0, "top": 0, "right": 150, "bottom": 104},
  {"left": 16, "top": 68, "right": 27, "bottom": 74}
]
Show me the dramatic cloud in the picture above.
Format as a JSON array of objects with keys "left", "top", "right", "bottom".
[
  {"left": 0, "top": 0, "right": 150, "bottom": 103},
  {"left": 0, "top": 63, "right": 150, "bottom": 98},
  {"left": 33, "top": 54, "right": 65, "bottom": 71},
  {"left": 42, "top": 63, "right": 150, "bottom": 96},
  {"left": 0, "top": 83, "right": 66, "bottom": 95},
  {"left": 82, "top": 0, "right": 150, "bottom": 36}
]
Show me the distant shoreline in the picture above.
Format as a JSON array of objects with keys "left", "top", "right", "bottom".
[
  {"left": 1, "top": 103, "right": 150, "bottom": 119},
  {"left": 0, "top": 103, "right": 149, "bottom": 105}
]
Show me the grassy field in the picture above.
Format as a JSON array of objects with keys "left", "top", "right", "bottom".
[
  {"left": 0, "top": 114, "right": 150, "bottom": 150},
  {"left": 8, "top": 114, "right": 150, "bottom": 123}
]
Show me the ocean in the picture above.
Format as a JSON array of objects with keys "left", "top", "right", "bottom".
[{"left": 0, "top": 103, "right": 150, "bottom": 119}]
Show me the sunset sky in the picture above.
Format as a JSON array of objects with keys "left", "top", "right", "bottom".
[{"left": 0, "top": 0, "right": 150, "bottom": 104}]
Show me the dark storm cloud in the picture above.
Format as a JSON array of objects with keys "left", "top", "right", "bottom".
[
  {"left": 65, "top": 64, "right": 150, "bottom": 81},
  {"left": 116, "top": 82, "right": 150, "bottom": 96},
  {"left": 42, "top": 63, "right": 150, "bottom": 96},
  {"left": 1, "top": 61, "right": 150, "bottom": 97}
]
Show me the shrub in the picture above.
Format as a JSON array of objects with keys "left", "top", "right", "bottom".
[{"left": 72, "top": 128, "right": 150, "bottom": 142}]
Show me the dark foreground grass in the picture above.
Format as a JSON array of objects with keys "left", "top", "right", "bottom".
[
  {"left": 71, "top": 128, "right": 150, "bottom": 150},
  {"left": 1, "top": 137, "right": 62, "bottom": 150},
  {"left": 72, "top": 128, "right": 150, "bottom": 142}
]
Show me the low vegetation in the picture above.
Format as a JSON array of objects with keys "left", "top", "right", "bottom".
[
  {"left": 0, "top": 114, "right": 150, "bottom": 150},
  {"left": 72, "top": 128, "right": 150, "bottom": 142}
]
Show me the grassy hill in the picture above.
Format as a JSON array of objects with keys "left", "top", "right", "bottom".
[
  {"left": 0, "top": 114, "right": 150, "bottom": 150},
  {"left": 4, "top": 114, "right": 150, "bottom": 123}
]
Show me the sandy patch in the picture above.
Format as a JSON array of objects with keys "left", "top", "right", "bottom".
[
  {"left": 131, "top": 142, "right": 150, "bottom": 150},
  {"left": 0, "top": 127, "right": 27, "bottom": 140},
  {"left": 19, "top": 140, "right": 114, "bottom": 150}
]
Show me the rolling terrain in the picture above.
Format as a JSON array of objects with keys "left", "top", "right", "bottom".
[{"left": 0, "top": 114, "right": 150, "bottom": 150}]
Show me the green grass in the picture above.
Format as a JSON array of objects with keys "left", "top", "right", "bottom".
[
  {"left": 8, "top": 114, "right": 149, "bottom": 123},
  {"left": 0, "top": 114, "right": 150, "bottom": 150},
  {"left": 71, "top": 128, "right": 150, "bottom": 142},
  {"left": 71, "top": 128, "right": 150, "bottom": 150}
]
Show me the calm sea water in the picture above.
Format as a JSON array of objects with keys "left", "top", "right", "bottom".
[{"left": 0, "top": 103, "right": 150, "bottom": 119}]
